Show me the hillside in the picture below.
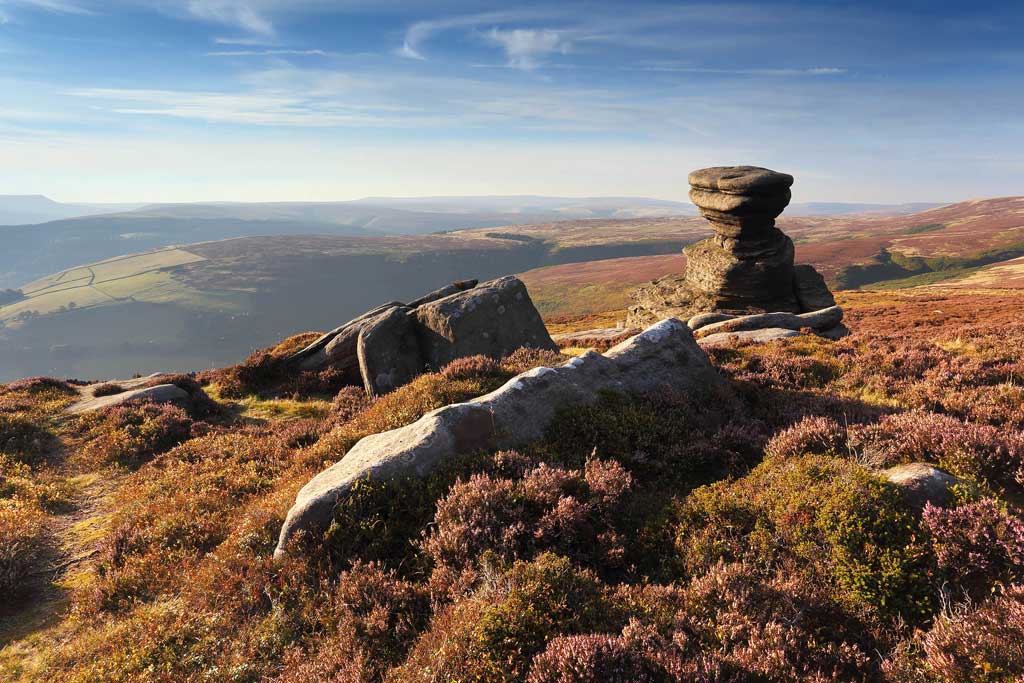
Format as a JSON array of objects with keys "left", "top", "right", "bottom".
[
  {"left": 0, "top": 196, "right": 697, "bottom": 290},
  {"left": 2, "top": 197, "right": 1021, "bottom": 381},
  {"left": 1, "top": 287, "right": 1022, "bottom": 682}
]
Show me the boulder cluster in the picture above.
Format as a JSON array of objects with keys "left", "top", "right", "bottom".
[
  {"left": 629, "top": 166, "right": 839, "bottom": 330},
  {"left": 276, "top": 317, "right": 724, "bottom": 557},
  {"left": 287, "top": 276, "right": 557, "bottom": 396}
]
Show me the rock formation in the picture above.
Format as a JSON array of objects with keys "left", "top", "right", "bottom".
[
  {"left": 287, "top": 276, "right": 557, "bottom": 396},
  {"left": 629, "top": 166, "right": 837, "bottom": 327},
  {"left": 274, "top": 317, "right": 725, "bottom": 557}
]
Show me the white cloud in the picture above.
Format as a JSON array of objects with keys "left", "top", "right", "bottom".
[
  {"left": 398, "top": 8, "right": 557, "bottom": 60},
  {"left": 484, "top": 27, "right": 570, "bottom": 69},
  {"left": 184, "top": 0, "right": 274, "bottom": 36},
  {"left": 205, "top": 48, "right": 333, "bottom": 57}
]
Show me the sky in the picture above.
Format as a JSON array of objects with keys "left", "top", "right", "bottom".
[{"left": 0, "top": 0, "right": 1022, "bottom": 204}]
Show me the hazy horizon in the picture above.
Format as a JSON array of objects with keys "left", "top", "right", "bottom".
[{"left": 1, "top": 1, "right": 1022, "bottom": 204}]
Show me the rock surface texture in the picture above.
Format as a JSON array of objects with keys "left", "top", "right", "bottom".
[
  {"left": 287, "top": 276, "right": 556, "bottom": 396},
  {"left": 629, "top": 166, "right": 837, "bottom": 328},
  {"left": 274, "top": 318, "right": 725, "bottom": 557}
]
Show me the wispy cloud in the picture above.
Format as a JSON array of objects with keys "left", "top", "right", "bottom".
[
  {"left": 483, "top": 28, "right": 571, "bottom": 69},
  {"left": 2, "top": 0, "right": 92, "bottom": 15},
  {"left": 205, "top": 48, "right": 333, "bottom": 57},
  {"left": 398, "top": 9, "right": 557, "bottom": 61},
  {"left": 183, "top": 0, "right": 274, "bottom": 36}
]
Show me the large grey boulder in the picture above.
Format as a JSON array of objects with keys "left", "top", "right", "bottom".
[
  {"left": 68, "top": 383, "right": 191, "bottom": 414},
  {"left": 356, "top": 305, "right": 422, "bottom": 395},
  {"left": 415, "top": 276, "right": 556, "bottom": 369},
  {"left": 283, "top": 277, "right": 552, "bottom": 396},
  {"left": 274, "top": 317, "right": 725, "bottom": 558},
  {"left": 883, "top": 463, "right": 962, "bottom": 510}
]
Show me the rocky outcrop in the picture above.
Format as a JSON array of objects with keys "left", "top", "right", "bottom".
[
  {"left": 883, "top": 463, "right": 962, "bottom": 510},
  {"left": 274, "top": 318, "right": 725, "bottom": 558},
  {"left": 628, "top": 166, "right": 836, "bottom": 326},
  {"left": 287, "top": 277, "right": 557, "bottom": 396}
]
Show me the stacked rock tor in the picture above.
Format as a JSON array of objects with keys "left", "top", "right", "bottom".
[{"left": 628, "top": 165, "right": 836, "bottom": 326}]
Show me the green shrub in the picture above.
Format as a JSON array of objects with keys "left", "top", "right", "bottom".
[
  {"left": 394, "top": 553, "right": 622, "bottom": 683},
  {"left": 676, "top": 453, "right": 934, "bottom": 623}
]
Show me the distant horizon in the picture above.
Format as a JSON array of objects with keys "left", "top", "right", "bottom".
[
  {"left": 0, "top": 191, "right": 989, "bottom": 208},
  {"left": 2, "top": 1, "right": 1022, "bottom": 203}
]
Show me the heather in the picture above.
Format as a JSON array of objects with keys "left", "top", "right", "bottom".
[{"left": 0, "top": 290, "right": 1023, "bottom": 682}]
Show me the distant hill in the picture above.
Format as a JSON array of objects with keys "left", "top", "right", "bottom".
[
  {"left": 0, "top": 195, "right": 141, "bottom": 226},
  {"left": 2, "top": 196, "right": 1015, "bottom": 380},
  {"left": 0, "top": 195, "right": 942, "bottom": 289}
]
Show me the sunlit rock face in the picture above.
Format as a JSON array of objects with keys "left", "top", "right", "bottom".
[{"left": 628, "top": 166, "right": 836, "bottom": 326}]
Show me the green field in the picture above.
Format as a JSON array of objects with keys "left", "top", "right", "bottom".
[{"left": 0, "top": 248, "right": 241, "bottom": 326}]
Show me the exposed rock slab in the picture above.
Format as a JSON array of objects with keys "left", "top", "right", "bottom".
[
  {"left": 882, "top": 463, "right": 961, "bottom": 510},
  {"left": 698, "top": 327, "right": 803, "bottom": 346},
  {"left": 68, "top": 383, "right": 191, "bottom": 414},
  {"left": 693, "top": 306, "right": 844, "bottom": 339},
  {"left": 274, "top": 318, "right": 725, "bottom": 558}
]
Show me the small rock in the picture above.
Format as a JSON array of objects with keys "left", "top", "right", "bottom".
[{"left": 882, "top": 463, "right": 961, "bottom": 510}]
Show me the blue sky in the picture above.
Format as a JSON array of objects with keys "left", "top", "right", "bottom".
[{"left": 0, "top": 0, "right": 1022, "bottom": 203}]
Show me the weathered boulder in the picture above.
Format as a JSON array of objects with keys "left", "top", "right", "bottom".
[
  {"left": 356, "top": 305, "right": 421, "bottom": 396},
  {"left": 794, "top": 264, "right": 836, "bottom": 311},
  {"left": 692, "top": 305, "right": 844, "bottom": 339},
  {"left": 68, "top": 383, "right": 192, "bottom": 414},
  {"left": 698, "top": 327, "right": 803, "bottom": 346},
  {"left": 415, "top": 276, "right": 557, "bottom": 369},
  {"left": 274, "top": 318, "right": 725, "bottom": 558},
  {"left": 882, "top": 463, "right": 962, "bottom": 510},
  {"left": 283, "top": 277, "right": 552, "bottom": 396}
]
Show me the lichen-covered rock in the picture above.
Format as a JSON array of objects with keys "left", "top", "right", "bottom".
[
  {"left": 274, "top": 318, "right": 725, "bottom": 558},
  {"left": 356, "top": 305, "right": 422, "bottom": 396},
  {"left": 415, "top": 276, "right": 557, "bottom": 369},
  {"left": 284, "top": 277, "right": 550, "bottom": 395}
]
